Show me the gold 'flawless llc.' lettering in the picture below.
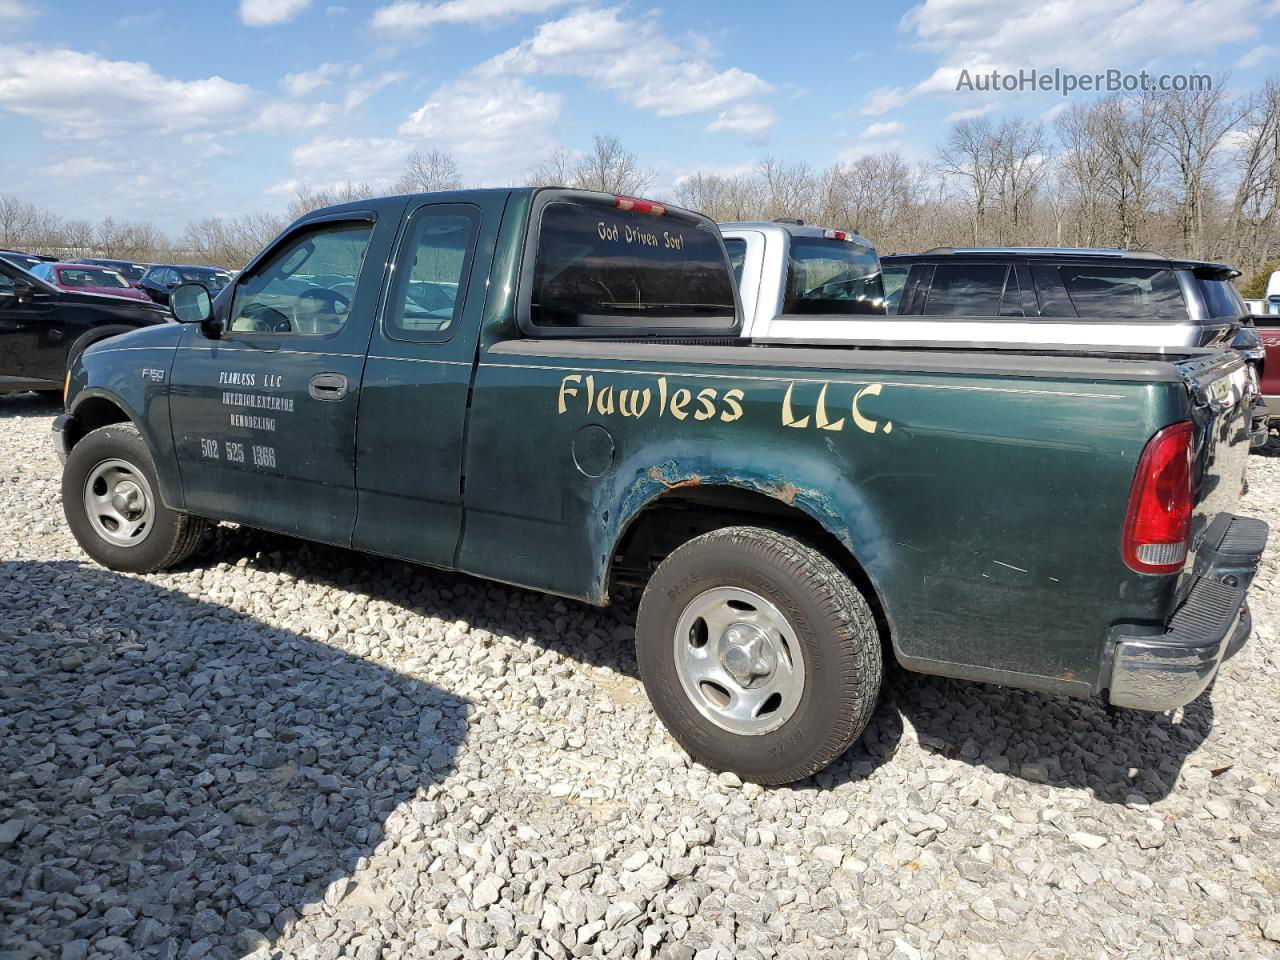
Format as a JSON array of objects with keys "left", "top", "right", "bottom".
[
  {"left": 781, "top": 381, "right": 892, "bottom": 435},
  {"left": 557, "top": 374, "right": 745, "bottom": 423}
]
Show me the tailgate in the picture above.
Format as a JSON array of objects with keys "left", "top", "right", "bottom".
[{"left": 1174, "top": 350, "right": 1253, "bottom": 595}]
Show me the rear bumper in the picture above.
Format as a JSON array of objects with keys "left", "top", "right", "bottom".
[{"left": 1108, "top": 515, "right": 1268, "bottom": 711}]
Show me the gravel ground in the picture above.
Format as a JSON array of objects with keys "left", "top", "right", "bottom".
[{"left": 1, "top": 391, "right": 1278, "bottom": 960}]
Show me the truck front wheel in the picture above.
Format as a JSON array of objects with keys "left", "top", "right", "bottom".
[
  {"left": 636, "top": 526, "right": 882, "bottom": 784},
  {"left": 62, "top": 423, "right": 209, "bottom": 573}
]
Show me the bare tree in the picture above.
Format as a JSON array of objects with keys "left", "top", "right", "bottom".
[
  {"left": 285, "top": 181, "right": 376, "bottom": 221},
  {"left": 527, "top": 135, "right": 656, "bottom": 195},
  {"left": 936, "top": 119, "right": 1004, "bottom": 243},
  {"left": 393, "top": 149, "right": 463, "bottom": 194},
  {"left": 526, "top": 146, "right": 577, "bottom": 188},
  {"left": 1149, "top": 79, "right": 1245, "bottom": 258}
]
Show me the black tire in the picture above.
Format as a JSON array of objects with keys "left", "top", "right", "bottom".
[
  {"left": 636, "top": 526, "right": 882, "bottom": 784},
  {"left": 62, "top": 423, "right": 209, "bottom": 573}
]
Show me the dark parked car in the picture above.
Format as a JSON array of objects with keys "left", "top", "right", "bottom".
[
  {"left": 880, "top": 247, "right": 1243, "bottom": 348},
  {"left": 0, "top": 249, "right": 45, "bottom": 272},
  {"left": 138, "top": 264, "right": 232, "bottom": 306},
  {"left": 75, "top": 257, "right": 147, "bottom": 285},
  {"left": 0, "top": 256, "right": 169, "bottom": 396},
  {"left": 29, "top": 262, "right": 153, "bottom": 302}
]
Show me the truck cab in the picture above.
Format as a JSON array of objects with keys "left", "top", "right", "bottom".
[{"left": 719, "top": 220, "right": 886, "bottom": 338}]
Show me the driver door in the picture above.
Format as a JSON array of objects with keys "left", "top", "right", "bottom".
[{"left": 167, "top": 211, "right": 395, "bottom": 545}]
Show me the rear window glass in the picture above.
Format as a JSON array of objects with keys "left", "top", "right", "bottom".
[
  {"left": 1199, "top": 278, "right": 1244, "bottom": 318},
  {"left": 881, "top": 263, "right": 908, "bottom": 314},
  {"left": 924, "top": 264, "right": 1007, "bottom": 316},
  {"left": 783, "top": 239, "right": 885, "bottom": 315},
  {"left": 530, "top": 198, "right": 737, "bottom": 331},
  {"left": 723, "top": 237, "right": 747, "bottom": 285},
  {"left": 1058, "top": 265, "right": 1185, "bottom": 319},
  {"left": 180, "top": 268, "right": 231, "bottom": 290}
]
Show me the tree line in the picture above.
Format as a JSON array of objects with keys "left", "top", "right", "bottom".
[{"left": 5, "top": 79, "right": 1280, "bottom": 291}]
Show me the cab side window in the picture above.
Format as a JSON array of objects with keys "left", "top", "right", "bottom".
[
  {"left": 230, "top": 220, "right": 373, "bottom": 335},
  {"left": 384, "top": 205, "right": 479, "bottom": 341},
  {"left": 0, "top": 271, "right": 13, "bottom": 296}
]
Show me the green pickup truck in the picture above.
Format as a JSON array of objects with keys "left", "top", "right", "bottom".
[{"left": 54, "top": 187, "right": 1268, "bottom": 783}]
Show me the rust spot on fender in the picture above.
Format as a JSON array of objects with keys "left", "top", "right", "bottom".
[{"left": 648, "top": 465, "right": 702, "bottom": 491}]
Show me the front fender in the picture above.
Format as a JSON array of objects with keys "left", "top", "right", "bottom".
[{"left": 67, "top": 332, "right": 184, "bottom": 510}]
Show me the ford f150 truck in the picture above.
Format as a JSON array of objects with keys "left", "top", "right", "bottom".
[{"left": 54, "top": 188, "right": 1268, "bottom": 784}]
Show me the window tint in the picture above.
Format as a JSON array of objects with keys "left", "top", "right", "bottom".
[
  {"left": 530, "top": 198, "right": 737, "bottom": 332},
  {"left": 1030, "top": 264, "right": 1075, "bottom": 316},
  {"left": 924, "top": 264, "right": 1007, "bottom": 316},
  {"left": 386, "top": 206, "right": 479, "bottom": 341},
  {"left": 783, "top": 239, "right": 884, "bottom": 315},
  {"left": 178, "top": 267, "right": 231, "bottom": 291},
  {"left": 723, "top": 237, "right": 747, "bottom": 286},
  {"left": 1058, "top": 265, "right": 1185, "bottom": 319},
  {"left": 1199, "top": 278, "right": 1244, "bottom": 318},
  {"left": 999, "top": 269, "right": 1024, "bottom": 317},
  {"left": 59, "top": 268, "right": 129, "bottom": 289},
  {"left": 881, "top": 263, "right": 908, "bottom": 315},
  {"left": 0, "top": 271, "right": 13, "bottom": 295},
  {"left": 230, "top": 221, "right": 372, "bottom": 335}
]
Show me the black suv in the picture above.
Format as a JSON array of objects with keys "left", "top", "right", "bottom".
[
  {"left": 881, "top": 247, "right": 1245, "bottom": 349},
  {"left": 139, "top": 264, "right": 233, "bottom": 306},
  {"left": 0, "top": 257, "right": 168, "bottom": 396}
]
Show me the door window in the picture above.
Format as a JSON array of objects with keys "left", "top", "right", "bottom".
[
  {"left": 230, "top": 221, "right": 373, "bottom": 335},
  {"left": 923, "top": 264, "right": 1008, "bottom": 316},
  {"left": 385, "top": 206, "right": 480, "bottom": 341}
]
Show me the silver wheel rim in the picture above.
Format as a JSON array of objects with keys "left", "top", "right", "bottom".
[
  {"left": 83, "top": 458, "right": 155, "bottom": 548},
  {"left": 673, "top": 586, "right": 806, "bottom": 736}
]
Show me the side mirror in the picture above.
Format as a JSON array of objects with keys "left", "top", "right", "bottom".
[
  {"left": 170, "top": 282, "right": 221, "bottom": 338},
  {"left": 13, "top": 279, "right": 34, "bottom": 302}
]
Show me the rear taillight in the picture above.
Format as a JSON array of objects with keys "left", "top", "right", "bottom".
[
  {"left": 614, "top": 196, "right": 665, "bottom": 215},
  {"left": 1122, "top": 420, "right": 1194, "bottom": 574}
]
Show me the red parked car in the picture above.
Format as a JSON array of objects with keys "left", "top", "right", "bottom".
[{"left": 27, "top": 262, "right": 152, "bottom": 302}]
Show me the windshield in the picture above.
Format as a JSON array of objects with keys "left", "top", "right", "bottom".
[
  {"left": 783, "top": 238, "right": 885, "bottom": 315},
  {"left": 531, "top": 198, "right": 738, "bottom": 332},
  {"left": 58, "top": 267, "right": 129, "bottom": 289},
  {"left": 180, "top": 268, "right": 231, "bottom": 290}
]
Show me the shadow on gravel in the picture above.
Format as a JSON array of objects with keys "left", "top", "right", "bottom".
[
  {"left": 0, "top": 560, "right": 468, "bottom": 960},
  {"left": 871, "top": 663, "right": 1212, "bottom": 803},
  {"left": 152, "top": 524, "right": 1207, "bottom": 807},
  {"left": 0, "top": 391, "right": 62, "bottom": 419}
]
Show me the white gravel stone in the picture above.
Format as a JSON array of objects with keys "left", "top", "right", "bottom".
[{"left": 2, "top": 391, "right": 1279, "bottom": 960}]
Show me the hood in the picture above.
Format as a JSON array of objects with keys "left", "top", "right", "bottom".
[{"left": 71, "top": 285, "right": 152, "bottom": 301}]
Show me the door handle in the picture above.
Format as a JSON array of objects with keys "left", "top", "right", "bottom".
[{"left": 309, "top": 372, "right": 348, "bottom": 401}]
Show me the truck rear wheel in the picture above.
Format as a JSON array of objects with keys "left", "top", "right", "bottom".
[
  {"left": 636, "top": 525, "right": 882, "bottom": 784},
  {"left": 62, "top": 423, "right": 209, "bottom": 573}
]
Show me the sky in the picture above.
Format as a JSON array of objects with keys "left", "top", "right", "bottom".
[{"left": 3, "top": 0, "right": 1280, "bottom": 233}]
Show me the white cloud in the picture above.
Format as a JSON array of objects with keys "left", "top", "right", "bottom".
[
  {"left": 239, "top": 0, "right": 313, "bottom": 26},
  {"left": 344, "top": 71, "right": 404, "bottom": 111},
  {"left": 862, "top": 120, "right": 906, "bottom": 138},
  {"left": 281, "top": 62, "right": 352, "bottom": 97},
  {"left": 861, "top": 85, "right": 911, "bottom": 117},
  {"left": 249, "top": 100, "right": 337, "bottom": 130},
  {"left": 707, "top": 103, "right": 777, "bottom": 139},
  {"left": 0, "top": 0, "right": 30, "bottom": 19},
  {"left": 870, "top": 0, "right": 1269, "bottom": 113},
  {"left": 0, "top": 46, "right": 252, "bottom": 139},
  {"left": 943, "top": 102, "right": 998, "bottom": 123},
  {"left": 289, "top": 135, "right": 414, "bottom": 184},
  {"left": 399, "top": 78, "right": 561, "bottom": 181},
  {"left": 371, "top": 0, "right": 568, "bottom": 31},
  {"left": 1238, "top": 44, "right": 1280, "bottom": 68},
  {"left": 480, "top": 6, "right": 771, "bottom": 119}
]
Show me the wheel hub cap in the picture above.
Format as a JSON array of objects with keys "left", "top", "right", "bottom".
[
  {"left": 720, "top": 623, "right": 776, "bottom": 687},
  {"left": 83, "top": 458, "right": 155, "bottom": 548},
  {"left": 672, "top": 586, "right": 806, "bottom": 736}
]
